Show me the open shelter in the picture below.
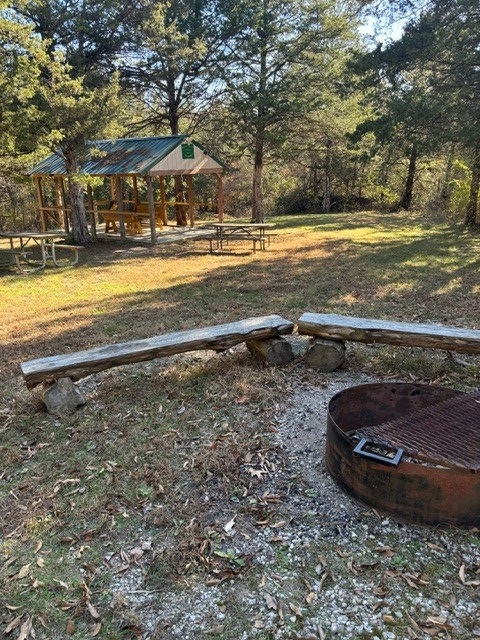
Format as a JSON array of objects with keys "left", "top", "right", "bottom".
[{"left": 27, "top": 136, "right": 227, "bottom": 245}]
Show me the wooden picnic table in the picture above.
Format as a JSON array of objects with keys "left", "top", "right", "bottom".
[
  {"left": 210, "top": 222, "right": 276, "bottom": 252},
  {"left": 0, "top": 231, "right": 83, "bottom": 271}
]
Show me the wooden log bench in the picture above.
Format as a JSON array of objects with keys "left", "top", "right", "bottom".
[
  {"left": 298, "top": 312, "right": 480, "bottom": 371},
  {"left": 21, "top": 315, "right": 295, "bottom": 392}
]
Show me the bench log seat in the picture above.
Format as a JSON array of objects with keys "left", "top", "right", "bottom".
[
  {"left": 298, "top": 312, "right": 480, "bottom": 354},
  {"left": 21, "top": 315, "right": 294, "bottom": 389}
]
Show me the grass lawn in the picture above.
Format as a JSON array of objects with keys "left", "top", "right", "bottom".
[{"left": 0, "top": 211, "right": 479, "bottom": 639}]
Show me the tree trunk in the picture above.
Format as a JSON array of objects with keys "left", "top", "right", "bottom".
[
  {"left": 321, "top": 139, "right": 333, "bottom": 213},
  {"left": 252, "top": 144, "right": 264, "bottom": 222},
  {"left": 400, "top": 143, "right": 417, "bottom": 210},
  {"left": 465, "top": 143, "right": 480, "bottom": 228},
  {"left": 440, "top": 142, "right": 456, "bottom": 205},
  {"left": 64, "top": 152, "right": 90, "bottom": 245}
]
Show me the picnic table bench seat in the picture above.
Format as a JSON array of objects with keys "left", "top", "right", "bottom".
[{"left": 0, "top": 249, "right": 31, "bottom": 272}]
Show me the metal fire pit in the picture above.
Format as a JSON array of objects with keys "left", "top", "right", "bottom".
[{"left": 326, "top": 383, "right": 480, "bottom": 527}]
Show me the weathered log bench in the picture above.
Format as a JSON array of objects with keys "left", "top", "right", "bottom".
[
  {"left": 298, "top": 312, "right": 480, "bottom": 371},
  {"left": 21, "top": 315, "right": 294, "bottom": 413}
]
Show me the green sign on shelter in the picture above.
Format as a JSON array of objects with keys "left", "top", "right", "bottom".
[{"left": 181, "top": 143, "right": 195, "bottom": 160}]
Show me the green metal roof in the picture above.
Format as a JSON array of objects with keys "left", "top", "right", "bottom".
[{"left": 27, "top": 136, "right": 225, "bottom": 177}]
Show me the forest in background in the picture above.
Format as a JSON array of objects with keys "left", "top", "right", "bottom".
[{"left": 0, "top": 0, "right": 479, "bottom": 237}]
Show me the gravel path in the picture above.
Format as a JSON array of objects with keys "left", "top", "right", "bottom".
[{"left": 105, "top": 370, "right": 480, "bottom": 640}]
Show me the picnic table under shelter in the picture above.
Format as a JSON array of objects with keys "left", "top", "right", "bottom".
[{"left": 27, "top": 135, "right": 227, "bottom": 245}]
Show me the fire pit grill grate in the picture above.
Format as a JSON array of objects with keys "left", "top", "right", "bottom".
[{"left": 354, "top": 391, "right": 480, "bottom": 472}]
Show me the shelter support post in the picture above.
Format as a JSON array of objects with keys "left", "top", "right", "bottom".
[
  {"left": 146, "top": 176, "right": 158, "bottom": 245},
  {"left": 115, "top": 177, "right": 126, "bottom": 239},
  {"left": 160, "top": 176, "right": 167, "bottom": 225},
  {"left": 187, "top": 175, "right": 194, "bottom": 227},
  {"left": 216, "top": 173, "right": 224, "bottom": 222}
]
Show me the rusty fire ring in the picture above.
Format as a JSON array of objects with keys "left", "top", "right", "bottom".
[{"left": 326, "top": 383, "right": 480, "bottom": 528}]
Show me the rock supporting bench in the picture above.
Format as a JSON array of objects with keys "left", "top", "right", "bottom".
[
  {"left": 298, "top": 312, "right": 480, "bottom": 371},
  {"left": 21, "top": 315, "right": 295, "bottom": 393}
]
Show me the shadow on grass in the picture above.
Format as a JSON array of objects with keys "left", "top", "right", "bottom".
[{"left": 1, "top": 212, "right": 479, "bottom": 379}]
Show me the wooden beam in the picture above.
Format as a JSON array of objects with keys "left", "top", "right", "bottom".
[
  {"left": 115, "top": 176, "right": 126, "bottom": 239},
  {"left": 21, "top": 315, "right": 295, "bottom": 389},
  {"left": 298, "top": 312, "right": 480, "bottom": 354},
  {"left": 146, "top": 175, "right": 158, "bottom": 244},
  {"left": 187, "top": 175, "right": 194, "bottom": 227},
  {"left": 159, "top": 176, "right": 167, "bottom": 225}
]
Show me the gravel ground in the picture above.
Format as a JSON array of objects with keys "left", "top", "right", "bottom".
[{"left": 105, "top": 368, "right": 480, "bottom": 640}]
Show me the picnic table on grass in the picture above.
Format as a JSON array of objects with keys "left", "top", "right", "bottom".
[
  {"left": 209, "top": 222, "right": 276, "bottom": 253},
  {"left": 0, "top": 231, "right": 83, "bottom": 272}
]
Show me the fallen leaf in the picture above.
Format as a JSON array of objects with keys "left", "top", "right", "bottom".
[
  {"left": 36, "top": 557, "right": 45, "bottom": 568},
  {"left": 34, "top": 540, "right": 43, "bottom": 554},
  {"left": 53, "top": 579, "right": 69, "bottom": 589},
  {"left": 86, "top": 601, "right": 101, "bottom": 621},
  {"left": 5, "top": 605, "right": 22, "bottom": 611},
  {"left": 90, "top": 622, "right": 102, "bottom": 636},
  {"left": 289, "top": 602, "right": 303, "bottom": 617},
  {"left": 427, "top": 616, "right": 448, "bottom": 626},
  {"left": 66, "top": 619, "right": 76, "bottom": 635},
  {"left": 306, "top": 592, "right": 316, "bottom": 605},
  {"left": 17, "top": 615, "right": 33, "bottom": 640},
  {"left": 265, "top": 593, "right": 277, "bottom": 610},
  {"left": 459, "top": 564, "right": 466, "bottom": 584},
  {"left": 224, "top": 516, "right": 236, "bottom": 533},
  {"left": 15, "top": 564, "right": 31, "bottom": 580},
  {"left": 4, "top": 615, "right": 22, "bottom": 633},
  {"left": 129, "top": 548, "right": 144, "bottom": 562}
]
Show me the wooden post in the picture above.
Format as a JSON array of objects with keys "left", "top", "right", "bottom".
[
  {"left": 216, "top": 173, "right": 224, "bottom": 222},
  {"left": 115, "top": 177, "right": 126, "bottom": 239},
  {"left": 146, "top": 176, "right": 157, "bottom": 245},
  {"left": 35, "top": 177, "right": 46, "bottom": 231},
  {"left": 87, "top": 184, "right": 97, "bottom": 240},
  {"left": 187, "top": 175, "right": 195, "bottom": 227},
  {"left": 160, "top": 176, "right": 167, "bottom": 225}
]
